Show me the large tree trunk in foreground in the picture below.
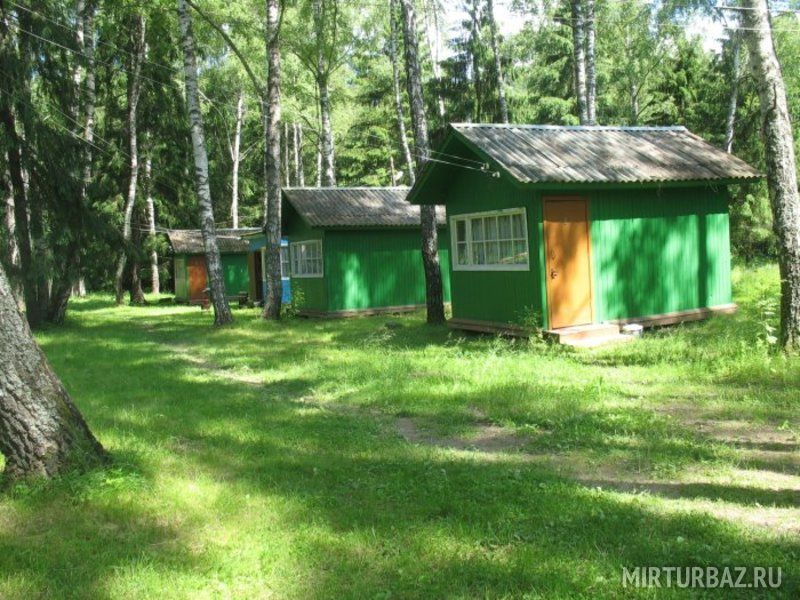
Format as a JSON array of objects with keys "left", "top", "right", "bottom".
[
  {"left": 115, "top": 15, "right": 146, "bottom": 305},
  {"left": 390, "top": 0, "right": 415, "bottom": 184},
  {"left": 0, "top": 262, "right": 106, "bottom": 481},
  {"left": 400, "top": 0, "right": 445, "bottom": 324},
  {"left": 178, "top": 0, "right": 233, "bottom": 325},
  {"left": 231, "top": 91, "right": 244, "bottom": 229},
  {"left": 262, "top": 0, "right": 283, "bottom": 319},
  {"left": 742, "top": 0, "right": 800, "bottom": 352},
  {"left": 570, "top": 0, "right": 589, "bottom": 124},
  {"left": 485, "top": 0, "right": 508, "bottom": 123}
]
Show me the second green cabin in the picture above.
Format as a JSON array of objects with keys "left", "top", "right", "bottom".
[{"left": 250, "top": 187, "right": 451, "bottom": 316}]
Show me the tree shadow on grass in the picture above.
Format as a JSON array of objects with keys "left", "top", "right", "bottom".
[{"left": 150, "top": 405, "right": 800, "bottom": 598}]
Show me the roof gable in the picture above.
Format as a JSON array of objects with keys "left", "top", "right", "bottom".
[
  {"left": 283, "top": 187, "right": 445, "bottom": 228},
  {"left": 166, "top": 228, "right": 259, "bottom": 255}
]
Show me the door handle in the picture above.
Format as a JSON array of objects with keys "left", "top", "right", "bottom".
[{"left": 550, "top": 269, "right": 558, "bottom": 279}]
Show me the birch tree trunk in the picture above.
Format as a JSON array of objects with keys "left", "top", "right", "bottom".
[
  {"left": 74, "top": 0, "right": 95, "bottom": 300},
  {"left": 178, "top": 0, "right": 233, "bottom": 325},
  {"left": 424, "top": 0, "right": 446, "bottom": 119},
  {"left": 742, "top": 0, "right": 800, "bottom": 352},
  {"left": 313, "top": 0, "right": 336, "bottom": 187},
  {"left": 570, "top": 0, "right": 589, "bottom": 124},
  {"left": 144, "top": 154, "right": 159, "bottom": 294},
  {"left": 390, "top": 0, "right": 415, "bottom": 184},
  {"left": 1, "top": 9, "right": 42, "bottom": 327},
  {"left": 584, "top": 0, "right": 596, "bottom": 124},
  {"left": 400, "top": 0, "right": 444, "bottom": 324},
  {"left": 262, "top": 0, "right": 284, "bottom": 320},
  {"left": 0, "top": 107, "right": 37, "bottom": 325},
  {"left": 318, "top": 77, "right": 336, "bottom": 186},
  {"left": 293, "top": 123, "right": 304, "bottom": 186},
  {"left": 485, "top": 0, "right": 508, "bottom": 123},
  {"left": 282, "top": 121, "right": 290, "bottom": 186},
  {"left": 231, "top": 91, "right": 244, "bottom": 228},
  {"left": 129, "top": 202, "right": 146, "bottom": 305},
  {"left": 725, "top": 29, "right": 741, "bottom": 154},
  {"left": 469, "top": 0, "right": 482, "bottom": 122},
  {"left": 114, "top": 15, "right": 145, "bottom": 305},
  {"left": 0, "top": 261, "right": 107, "bottom": 481},
  {"left": 316, "top": 134, "right": 322, "bottom": 187},
  {"left": 48, "top": 0, "right": 97, "bottom": 322}
]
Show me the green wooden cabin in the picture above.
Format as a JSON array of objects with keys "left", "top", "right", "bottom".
[
  {"left": 408, "top": 124, "right": 761, "bottom": 334},
  {"left": 249, "top": 187, "right": 451, "bottom": 317},
  {"left": 167, "top": 228, "right": 259, "bottom": 303}
]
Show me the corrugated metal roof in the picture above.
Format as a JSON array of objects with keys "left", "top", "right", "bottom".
[
  {"left": 284, "top": 187, "right": 445, "bottom": 228},
  {"left": 451, "top": 124, "right": 761, "bottom": 184},
  {"left": 166, "top": 228, "right": 260, "bottom": 254}
]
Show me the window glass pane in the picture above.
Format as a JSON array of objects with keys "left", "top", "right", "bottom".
[
  {"left": 498, "top": 215, "right": 512, "bottom": 239},
  {"left": 499, "top": 240, "right": 513, "bottom": 263},
  {"left": 455, "top": 219, "right": 466, "bottom": 243},
  {"left": 471, "top": 218, "right": 484, "bottom": 242},
  {"left": 512, "top": 213, "right": 525, "bottom": 238},
  {"left": 473, "top": 242, "right": 486, "bottom": 264},
  {"left": 457, "top": 242, "right": 469, "bottom": 265},
  {"left": 485, "top": 217, "right": 498, "bottom": 242},
  {"left": 513, "top": 240, "right": 528, "bottom": 264},
  {"left": 486, "top": 241, "right": 499, "bottom": 264}
]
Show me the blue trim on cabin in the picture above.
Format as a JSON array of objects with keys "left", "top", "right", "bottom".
[{"left": 248, "top": 236, "right": 292, "bottom": 303}]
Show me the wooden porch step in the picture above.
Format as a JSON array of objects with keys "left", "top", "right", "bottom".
[{"left": 545, "top": 323, "right": 623, "bottom": 346}]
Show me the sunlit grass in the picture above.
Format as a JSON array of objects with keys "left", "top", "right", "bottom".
[{"left": 0, "top": 264, "right": 797, "bottom": 598}]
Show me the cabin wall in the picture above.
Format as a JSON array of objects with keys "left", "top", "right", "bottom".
[
  {"left": 324, "top": 229, "right": 451, "bottom": 312},
  {"left": 174, "top": 255, "right": 188, "bottom": 300},
  {"left": 221, "top": 254, "right": 250, "bottom": 297},
  {"left": 284, "top": 208, "right": 327, "bottom": 312},
  {"left": 444, "top": 170, "right": 544, "bottom": 326},
  {"left": 172, "top": 253, "right": 250, "bottom": 301},
  {"left": 589, "top": 186, "right": 733, "bottom": 322}
]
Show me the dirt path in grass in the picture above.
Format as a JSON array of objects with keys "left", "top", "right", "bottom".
[
  {"left": 141, "top": 323, "right": 799, "bottom": 536},
  {"left": 142, "top": 323, "right": 264, "bottom": 386},
  {"left": 393, "top": 411, "right": 800, "bottom": 536}
]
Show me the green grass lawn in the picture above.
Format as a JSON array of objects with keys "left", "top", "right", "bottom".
[{"left": 1, "top": 264, "right": 798, "bottom": 598}]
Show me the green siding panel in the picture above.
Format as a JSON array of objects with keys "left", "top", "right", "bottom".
[
  {"left": 221, "top": 254, "right": 250, "bottom": 296},
  {"left": 444, "top": 170, "right": 543, "bottom": 326},
  {"left": 325, "top": 230, "right": 451, "bottom": 312},
  {"left": 589, "top": 188, "right": 732, "bottom": 322}
]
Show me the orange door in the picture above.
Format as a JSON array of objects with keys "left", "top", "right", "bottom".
[
  {"left": 544, "top": 198, "right": 594, "bottom": 329},
  {"left": 187, "top": 255, "right": 208, "bottom": 302}
]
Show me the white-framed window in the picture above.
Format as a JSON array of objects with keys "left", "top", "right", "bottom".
[
  {"left": 261, "top": 245, "right": 293, "bottom": 279},
  {"left": 450, "top": 208, "right": 529, "bottom": 271},
  {"left": 290, "top": 239, "right": 323, "bottom": 278},
  {"left": 280, "top": 246, "right": 290, "bottom": 279}
]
